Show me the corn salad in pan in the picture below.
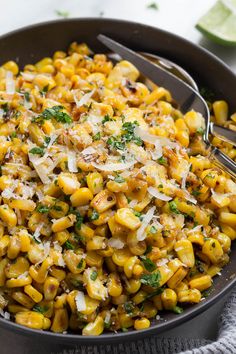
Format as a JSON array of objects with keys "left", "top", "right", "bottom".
[{"left": 0, "top": 42, "right": 235, "bottom": 335}]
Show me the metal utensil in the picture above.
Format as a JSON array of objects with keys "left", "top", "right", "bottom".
[{"left": 98, "top": 34, "right": 236, "bottom": 177}]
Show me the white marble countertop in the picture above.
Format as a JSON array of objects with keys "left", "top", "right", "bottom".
[
  {"left": 0, "top": 1, "right": 235, "bottom": 353},
  {"left": 0, "top": 0, "right": 235, "bottom": 72}
]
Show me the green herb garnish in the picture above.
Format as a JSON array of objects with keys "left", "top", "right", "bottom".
[
  {"left": 124, "top": 301, "right": 135, "bottom": 314},
  {"left": 102, "top": 114, "right": 112, "bottom": 124},
  {"left": 140, "top": 271, "right": 161, "bottom": 288},
  {"left": 147, "top": 2, "right": 159, "bottom": 10},
  {"left": 157, "top": 156, "right": 167, "bottom": 165},
  {"left": 114, "top": 175, "right": 125, "bottom": 183},
  {"left": 55, "top": 10, "right": 70, "bottom": 18},
  {"left": 169, "top": 201, "right": 180, "bottom": 214},
  {"left": 77, "top": 259, "right": 84, "bottom": 269},
  {"left": 140, "top": 256, "right": 157, "bottom": 272},
  {"left": 33, "top": 105, "right": 72, "bottom": 124},
  {"left": 64, "top": 241, "right": 75, "bottom": 250},
  {"left": 40, "top": 85, "right": 49, "bottom": 97},
  {"left": 172, "top": 306, "right": 184, "bottom": 314},
  {"left": 122, "top": 121, "right": 143, "bottom": 146},
  {"left": 90, "top": 270, "right": 98, "bottom": 281},
  {"left": 29, "top": 147, "right": 45, "bottom": 156},
  {"left": 36, "top": 204, "right": 50, "bottom": 213},
  {"left": 33, "top": 305, "right": 49, "bottom": 314},
  {"left": 107, "top": 137, "right": 125, "bottom": 151},
  {"left": 93, "top": 132, "right": 101, "bottom": 141},
  {"left": 90, "top": 209, "right": 99, "bottom": 221}
]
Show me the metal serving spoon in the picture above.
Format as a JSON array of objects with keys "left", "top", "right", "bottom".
[{"left": 98, "top": 34, "right": 236, "bottom": 178}]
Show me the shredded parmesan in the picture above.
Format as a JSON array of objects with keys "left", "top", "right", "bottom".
[
  {"left": 74, "top": 89, "right": 95, "bottom": 108},
  {"left": 91, "top": 160, "right": 135, "bottom": 171},
  {"left": 75, "top": 291, "right": 86, "bottom": 312},
  {"left": 137, "top": 206, "right": 156, "bottom": 241},
  {"left": 108, "top": 238, "right": 125, "bottom": 249},
  {"left": 67, "top": 150, "right": 78, "bottom": 173},
  {"left": 147, "top": 186, "right": 172, "bottom": 201},
  {"left": 5, "top": 71, "right": 15, "bottom": 94}
]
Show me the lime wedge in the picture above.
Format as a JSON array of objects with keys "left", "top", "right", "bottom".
[{"left": 196, "top": 0, "right": 236, "bottom": 46}]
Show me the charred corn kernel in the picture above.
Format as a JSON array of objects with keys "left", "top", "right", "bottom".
[
  {"left": 51, "top": 214, "right": 76, "bottom": 232},
  {"left": 51, "top": 308, "right": 69, "bottom": 333},
  {"left": 0, "top": 258, "right": 8, "bottom": 286},
  {"left": 184, "top": 111, "right": 204, "bottom": 134},
  {"left": 0, "top": 205, "right": 17, "bottom": 228},
  {"left": 29, "top": 257, "right": 53, "bottom": 283},
  {"left": 107, "top": 273, "right": 123, "bottom": 297},
  {"left": 49, "top": 267, "right": 66, "bottom": 282},
  {"left": 112, "top": 294, "right": 128, "bottom": 305},
  {"left": 58, "top": 173, "right": 80, "bottom": 195},
  {"left": 54, "top": 294, "right": 67, "bottom": 309},
  {"left": 213, "top": 100, "right": 228, "bottom": 125},
  {"left": 202, "top": 238, "right": 223, "bottom": 264},
  {"left": 15, "top": 311, "right": 50, "bottom": 330},
  {"left": 90, "top": 189, "right": 116, "bottom": 213},
  {"left": 112, "top": 248, "right": 133, "bottom": 267},
  {"left": 80, "top": 295, "right": 100, "bottom": 315},
  {"left": 220, "top": 223, "right": 236, "bottom": 240},
  {"left": 63, "top": 250, "right": 86, "bottom": 274},
  {"left": 124, "top": 256, "right": 138, "bottom": 278},
  {"left": 153, "top": 294, "right": 163, "bottom": 310},
  {"left": 189, "top": 275, "right": 212, "bottom": 292},
  {"left": 24, "top": 285, "right": 43, "bottom": 303},
  {"left": 76, "top": 223, "right": 94, "bottom": 241},
  {"left": 174, "top": 281, "right": 189, "bottom": 294},
  {"left": 5, "top": 257, "right": 29, "bottom": 278},
  {"left": 70, "top": 188, "right": 93, "bottom": 207},
  {"left": 167, "top": 267, "right": 188, "bottom": 289},
  {"left": 174, "top": 240, "right": 195, "bottom": 268},
  {"left": 133, "top": 264, "right": 144, "bottom": 276},
  {"left": 219, "top": 212, "right": 236, "bottom": 227},
  {"left": 0, "top": 235, "right": 10, "bottom": 257},
  {"left": 178, "top": 289, "right": 201, "bottom": 303},
  {"left": 6, "top": 275, "right": 32, "bottom": 288},
  {"left": 83, "top": 268, "right": 108, "bottom": 301},
  {"left": 8, "top": 305, "right": 28, "bottom": 313},
  {"left": 115, "top": 208, "right": 141, "bottom": 230},
  {"left": 142, "top": 302, "right": 157, "bottom": 318},
  {"left": 28, "top": 123, "right": 45, "bottom": 146},
  {"left": 7, "top": 235, "right": 21, "bottom": 259},
  {"left": 201, "top": 169, "right": 218, "bottom": 188},
  {"left": 86, "top": 251, "right": 103, "bottom": 268},
  {"left": 49, "top": 201, "right": 69, "bottom": 219},
  {"left": 53, "top": 230, "right": 70, "bottom": 245},
  {"left": 161, "top": 289, "right": 177, "bottom": 310},
  {"left": 12, "top": 291, "right": 34, "bottom": 309},
  {"left": 119, "top": 313, "right": 134, "bottom": 329},
  {"left": 43, "top": 276, "right": 59, "bottom": 300},
  {"left": 87, "top": 236, "right": 106, "bottom": 251},
  {"left": 106, "top": 180, "right": 128, "bottom": 193},
  {"left": 215, "top": 233, "right": 231, "bottom": 252},
  {"left": 132, "top": 290, "right": 147, "bottom": 305},
  {"left": 125, "top": 278, "right": 141, "bottom": 294},
  {"left": 82, "top": 315, "right": 104, "bottom": 336},
  {"left": 3, "top": 61, "right": 19, "bottom": 75},
  {"left": 158, "top": 265, "right": 174, "bottom": 286},
  {"left": 207, "top": 265, "right": 222, "bottom": 277},
  {"left": 86, "top": 172, "right": 103, "bottom": 194},
  {"left": 134, "top": 317, "right": 151, "bottom": 331},
  {"left": 188, "top": 233, "right": 204, "bottom": 246}
]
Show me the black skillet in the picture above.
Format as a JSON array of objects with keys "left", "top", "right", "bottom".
[{"left": 0, "top": 18, "right": 236, "bottom": 345}]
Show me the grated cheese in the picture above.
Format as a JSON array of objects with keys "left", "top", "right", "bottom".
[
  {"left": 147, "top": 186, "right": 172, "bottom": 201},
  {"left": 137, "top": 206, "right": 156, "bottom": 241},
  {"left": 75, "top": 291, "right": 86, "bottom": 312}
]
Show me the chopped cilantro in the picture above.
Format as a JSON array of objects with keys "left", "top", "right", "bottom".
[
  {"left": 40, "top": 85, "right": 49, "bottom": 97},
  {"left": 90, "top": 209, "right": 99, "bottom": 221},
  {"left": 24, "top": 91, "right": 30, "bottom": 102},
  {"left": 140, "top": 271, "right": 161, "bottom": 288},
  {"left": 196, "top": 127, "right": 204, "bottom": 136},
  {"left": 77, "top": 259, "right": 84, "bottom": 269},
  {"left": 64, "top": 241, "right": 75, "bottom": 250},
  {"left": 201, "top": 286, "right": 213, "bottom": 298},
  {"left": 102, "top": 114, "right": 112, "bottom": 124},
  {"left": 168, "top": 201, "right": 180, "bottom": 214},
  {"left": 145, "top": 287, "right": 164, "bottom": 300},
  {"left": 29, "top": 147, "right": 45, "bottom": 156},
  {"left": 107, "top": 137, "right": 125, "bottom": 151},
  {"left": 55, "top": 9, "right": 70, "bottom": 18},
  {"left": 199, "top": 86, "right": 215, "bottom": 103},
  {"left": 145, "top": 244, "right": 153, "bottom": 255},
  {"left": 104, "top": 320, "right": 111, "bottom": 329},
  {"left": 147, "top": 2, "right": 159, "bottom": 10},
  {"left": 33, "top": 305, "right": 49, "bottom": 314},
  {"left": 44, "top": 136, "right": 51, "bottom": 147},
  {"left": 157, "top": 156, "right": 167, "bottom": 165},
  {"left": 93, "top": 132, "right": 101, "bottom": 141},
  {"left": 124, "top": 301, "right": 135, "bottom": 314},
  {"left": 33, "top": 105, "right": 72, "bottom": 124},
  {"left": 140, "top": 256, "right": 157, "bottom": 272},
  {"left": 172, "top": 306, "right": 183, "bottom": 314},
  {"left": 122, "top": 121, "right": 143, "bottom": 146},
  {"left": 114, "top": 175, "right": 125, "bottom": 183},
  {"left": 52, "top": 205, "right": 63, "bottom": 211},
  {"left": 10, "top": 132, "right": 17, "bottom": 139},
  {"left": 36, "top": 204, "right": 50, "bottom": 213},
  {"left": 150, "top": 225, "right": 157, "bottom": 234},
  {"left": 90, "top": 270, "right": 98, "bottom": 281},
  {"left": 192, "top": 188, "right": 201, "bottom": 197},
  {"left": 134, "top": 211, "right": 143, "bottom": 220}
]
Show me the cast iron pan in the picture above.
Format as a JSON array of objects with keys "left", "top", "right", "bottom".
[{"left": 0, "top": 18, "right": 236, "bottom": 345}]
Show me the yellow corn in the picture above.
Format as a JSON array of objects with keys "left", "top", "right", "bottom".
[
  {"left": 189, "top": 275, "right": 212, "bottom": 292},
  {"left": 115, "top": 208, "right": 141, "bottom": 230},
  {"left": 90, "top": 189, "right": 116, "bottom": 213},
  {"left": 82, "top": 315, "right": 104, "bottom": 336},
  {"left": 15, "top": 311, "right": 51, "bottom": 330},
  {"left": 24, "top": 285, "right": 43, "bottom": 303},
  {"left": 174, "top": 240, "right": 195, "bottom": 268}
]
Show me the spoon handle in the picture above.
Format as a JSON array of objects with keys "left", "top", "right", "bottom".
[
  {"left": 210, "top": 147, "right": 236, "bottom": 179},
  {"left": 210, "top": 123, "right": 236, "bottom": 146}
]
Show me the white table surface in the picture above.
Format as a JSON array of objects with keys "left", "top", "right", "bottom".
[{"left": 0, "top": 1, "right": 235, "bottom": 353}]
